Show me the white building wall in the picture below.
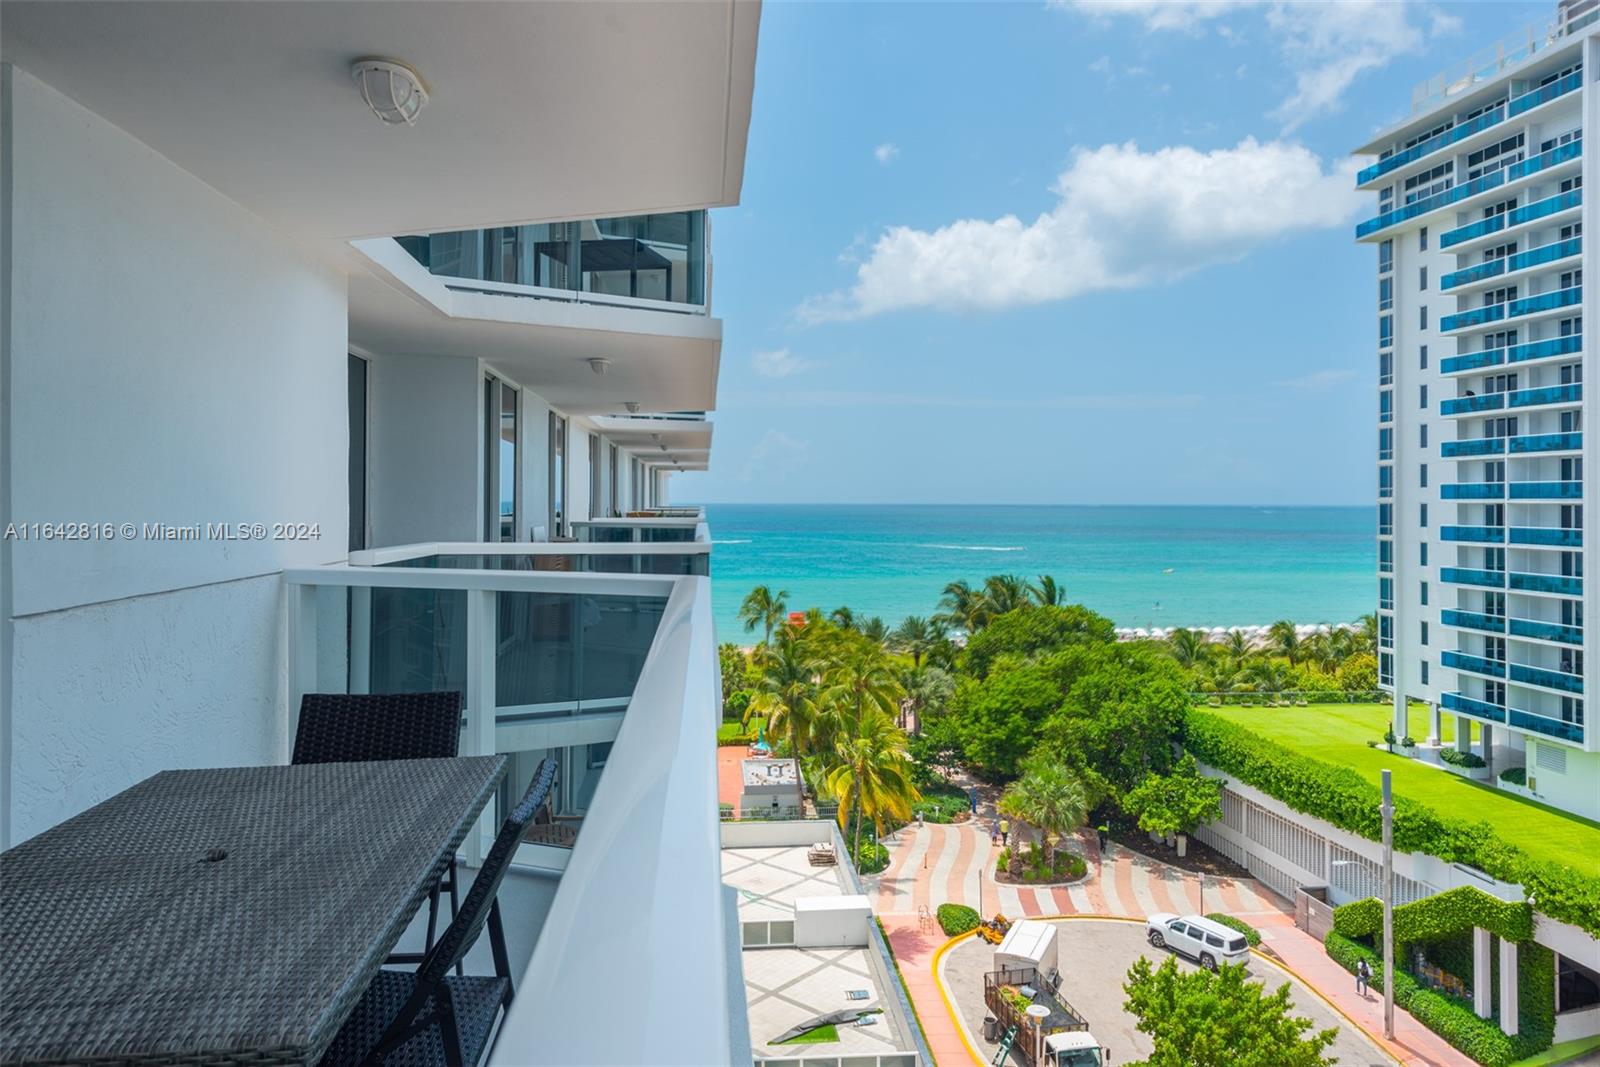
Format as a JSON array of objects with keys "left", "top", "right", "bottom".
[
  {"left": 569, "top": 426, "right": 594, "bottom": 523},
  {"left": 366, "top": 352, "right": 480, "bottom": 546},
  {"left": 2, "top": 67, "right": 347, "bottom": 844}
]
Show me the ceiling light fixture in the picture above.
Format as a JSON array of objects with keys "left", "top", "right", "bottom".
[
  {"left": 625, "top": 401, "right": 641, "bottom": 413},
  {"left": 588, "top": 357, "right": 612, "bottom": 375},
  {"left": 351, "top": 58, "right": 429, "bottom": 127}
]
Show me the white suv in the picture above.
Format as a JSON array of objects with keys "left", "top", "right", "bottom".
[{"left": 1145, "top": 913, "right": 1251, "bottom": 970}]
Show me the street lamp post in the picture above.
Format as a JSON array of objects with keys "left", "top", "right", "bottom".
[{"left": 1381, "top": 769, "right": 1396, "bottom": 1041}]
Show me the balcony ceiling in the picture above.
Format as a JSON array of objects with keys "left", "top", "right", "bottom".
[
  {"left": 1, "top": 1, "right": 758, "bottom": 243},
  {"left": 588, "top": 415, "right": 713, "bottom": 454}
]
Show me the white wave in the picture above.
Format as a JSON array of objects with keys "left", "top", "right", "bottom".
[
  {"left": 916, "top": 543, "right": 1026, "bottom": 553},
  {"left": 712, "top": 538, "right": 752, "bottom": 544}
]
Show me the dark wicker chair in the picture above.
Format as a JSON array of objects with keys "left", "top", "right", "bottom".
[
  {"left": 293, "top": 692, "right": 464, "bottom": 967},
  {"left": 317, "top": 758, "right": 558, "bottom": 1067}
]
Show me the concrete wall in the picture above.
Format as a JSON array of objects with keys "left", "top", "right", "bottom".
[
  {"left": 1526, "top": 740, "right": 1600, "bottom": 821},
  {"left": 2, "top": 66, "right": 347, "bottom": 844},
  {"left": 366, "top": 352, "right": 480, "bottom": 546}
]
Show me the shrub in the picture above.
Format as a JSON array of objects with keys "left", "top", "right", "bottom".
[
  {"left": 1498, "top": 767, "right": 1526, "bottom": 786},
  {"left": 852, "top": 840, "right": 889, "bottom": 874},
  {"left": 1205, "top": 913, "right": 1261, "bottom": 947},
  {"left": 716, "top": 721, "right": 753, "bottom": 746},
  {"left": 910, "top": 783, "right": 969, "bottom": 823},
  {"left": 936, "top": 902, "right": 980, "bottom": 936},
  {"left": 1440, "top": 747, "right": 1487, "bottom": 769},
  {"left": 996, "top": 845, "right": 1086, "bottom": 884}
]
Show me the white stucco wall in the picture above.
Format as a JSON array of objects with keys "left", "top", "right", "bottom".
[
  {"left": 366, "top": 352, "right": 481, "bottom": 546},
  {"left": 1525, "top": 741, "right": 1600, "bottom": 821}
]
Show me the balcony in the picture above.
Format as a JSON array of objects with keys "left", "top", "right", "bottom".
[
  {"left": 1508, "top": 480, "right": 1582, "bottom": 499},
  {"left": 1356, "top": 140, "right": 1582, "bottom": 239},
  {"left": 1440, "top": 237, "right": 1581, "bottom": 290},
  {"left": 1441, "top": 438, "right": 1504, "bottom": 457},
  {"left": 1441, "top": 525, "right": 1505, "bottom": 543},
  {"left": 1441, "top": 482, "right": 1505, "bottom": 499},
  {"left": 1507, "top": 382, "right": 1581, "bottom": 409},
  {"left": 397, "top": 212, "right": 708, "bottom": 312},
  {"left": 1509, "top": 662, "right": 1584, "bottom": 693},
  {"left": 1508, "top": 527, "right": 1582, "bottom": 547},
  {"left": 1441, "top": 188, "right": 1582, "bottom": 249},
  {"left": 572, "top": 511, "right": 708, "bottom": 543},
  {"left": 1442, "top": 691, "right": 1507, "bottom": 722},
  {"left": 1509, "top": 431, "right": 1582, "bottom": 453},
  {"left": 1508, "top": 708, "right": 1585, "bottom": 742},
  {"left": 1441, "top": 394, "right": 1504, "bottom": 415},
  {"left": 1508, "top": 572, "right": 1583, "bottom": 595},
  {"left": 1439, "top": 567, "right": 1506, "bottom": 588},
  {"left": 1509, "top": 617, "right": 1584, "bottom": 644},
  {"left": 1507, "top": 335, "right": 1583, "bottom": 365},
  {"left": 1439, "top": 287, "right": 1582, "bottom": 334},
  {"left": 360, "top": 540, "right": 712, "bottom": 577},
  {"left": 1440, "top": 349, "right": 1505, "bottom": 374},
  {"left": 1441, "top": 650, "right": 1507, "bottom": 678},
  {"left": 1441, "top": 609, "right": 1507, "bottom": 633}
]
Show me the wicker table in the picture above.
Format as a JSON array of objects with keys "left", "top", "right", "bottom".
[{"left": 0, "top": 755, "right": 507, "bottom": 1067}]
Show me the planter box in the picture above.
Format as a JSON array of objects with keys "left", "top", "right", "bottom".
[
  {"left": 1442, "top": 761, "right": 1492, "bottom": 782},
  {"left": 1497, "top": 779, "right": 1534, "bottom": 800}
]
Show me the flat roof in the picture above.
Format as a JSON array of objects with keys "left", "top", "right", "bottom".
[{"left": 742, "top": 758, "right": 800, "bottom": 787}]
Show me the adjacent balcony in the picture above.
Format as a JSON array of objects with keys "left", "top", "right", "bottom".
[
  {"left": 1508, "top": 431, "right": 1582, "bottom": 453},
  {"left": 1441, "top": 394, "right": 1504, "bottom": 415},
  {"left": 572, "top": 511, "right": 708, "bottom": 544},
  {"left": 1441, "top": 609, "right": 1507, "bottom": 633},
  {"left": 1440, "top": 333, "right": 1583, "bottom": 376},
  {"left": 396, "top": 212, "right": 708, "bottom": 312},
  {"left": 1441, "top": 650, "right": 1507, "bottom": 678},
  {"left": 1508, "top": 707, "right": 1585, "bottom": 742},
  {"left": 1440, "top": 567, "right": 1506, "bottom": 588},
  {"left": 1441, "top": 438, "right": 1504, "bottom": 457},
  {"left": 1441, "top": 482, "right": 1505, "bottom": 499},
  {"left": 1507, "top": 382, "right": 1582, "bottom": 409},
  {"left": 1356, "top": 140, "right": 1582, "bottom": 239},
  {"left": 1441, "top": 525, "right": 1505, "bottom": 543},
  {"left": 1442, "top": 691, "right": 1507, "bottom": 721},
  {"left": 1508, "top": 480, "right": 1583, "bottom": 499},
  {"left": 1508, "top": 527, "right": 1582, "bottom": 547},
  {"left": 1508, "top": 571, "right": 1583, "bottom": 595},
  {"left": 1509, "top": 662, "right": 1584, "bottom": 693},
  {"left": 1508, "top": 617, "right": 1584, "bottom": 644},
  {"left": 1439, "top": 237, "right": 1581, "bottom": 290},
  {"left": 1441, "top": 188, "right": 1582, "bottom": 249},
  {"left": 1439, "top": 286, "right": 1582, "bottom": 333}
]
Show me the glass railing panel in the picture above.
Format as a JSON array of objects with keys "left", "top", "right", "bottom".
[
  {"left": 1440, "top": 567, "right": 1506, "bottom": 587},
  {"left": 380, "top": 552, "right": 707, "bottom": 576},
  {"left": 1508, "top": 527, "right": 1582, "bottom": 547},
  {"left": 1440, "top": 304, "right": 1505, "bottom": 331},
  {"left": 1440, "top": 189, "right": 1582, "bottom": 249},
  {"left": 1441, "top": 214, "right": 1506, "bottom": 248},
  {"left": 1507, "top": 70, "right": 1583, "bottom": 117},
  {"left": 1441, "top": 258, "right": 1506, "bottom": 290},
  {"left": 368, "top": 587, "right": 470, "bottom": 695},
  {"left": 1441, "top": 482, "right": 1506, "bottom": 499},
  {"left": 1508, "top": 139, "right": 1582, "bottom": 180},
  {"left": 493, "top": 591, "right": 667, "bottom": 711},
  {"left": 1358, "top": 107, "right": 1506, "bottom": 184},
  {"left": 1441, "top": 348, "right": 1505, "bottom": 374},
  {"left": 1509, "top": 617, "right": 1584, "bottom": 644},
  {"left": 1441, "top": 438, "right": 1505, "bottom": 457},
  {"left": 1509, "top": 481, "right": 1583, "bottom": 499},
  {"left": 1508, "top": 383, "right": 1582, "bottom": 408},
  {"left": 1442, "top": 238, "right": 1582, "bottom": 290},
  {"left": 1508, "top": 335, "right": 1583, "bottom": 364},
  {"left": 1508, "top": 572, "right": 1583, "bottom": 595},
  {"left": 1441, "top": 394, "right": 1505, "bottom": 415},
  {"left": 1508, "top": 708, "right": 1584, "bottom": 742},
  {"left": 1441, "top": 651, "right": 1507, "bottom": 677},
  {"left": 1509, "top": 663, "right": 1584, "bottom": 692},
  {"left": 1360, "top": 143, "right": 1582, "bottom": 239},
  {"left": 1442, "top": 692, "right": 1507, "bottom": 721},
  {"left": 1441, "top": 609, "right": 1507, "bottom": 633},
  {"left": 1441, "top": 525, "right": 1505, "bottom": 543},
  {"left": 1509, "top": 431, "right": 1582, "bottom": 453},
  {"left": 1508, "top": 286, "right": 1582, "bottom": 318}
]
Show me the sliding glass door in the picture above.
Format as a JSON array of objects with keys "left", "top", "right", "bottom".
[{"left": 484, "top": 376, "right": 520, "bottom": 542}]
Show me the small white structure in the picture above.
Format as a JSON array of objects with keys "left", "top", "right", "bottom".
[
  {"left": 741, "top": 758, "right": 802, "bottom": 817},
  {"left": 793, "top": 894, "right": 872, "bottom": 948},
  {"left": 995, "top": 918, "right": 1058, "bottom": 974}
]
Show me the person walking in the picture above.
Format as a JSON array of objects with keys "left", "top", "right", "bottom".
[
  {"left": 1356, "top": 958, "right": 1371, "bottom": 998},
  {"left": 1096, "top": 822, "right": 1109, "bottom": 851},
  {"left": 999, "top": 818, "right": 1010, "bottom": 847}
]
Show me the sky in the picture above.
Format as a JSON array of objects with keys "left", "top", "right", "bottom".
[{"left": 673, "top": 0, "right": 1554, "bottom": 507}]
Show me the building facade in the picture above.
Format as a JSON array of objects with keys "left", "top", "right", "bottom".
[{"left": 1356, "top": 4, "right": 1600, "bottom": 822}]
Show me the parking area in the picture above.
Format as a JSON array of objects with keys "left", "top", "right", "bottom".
[{"left": 939, "top": 918, "right": 1395, "bottom": 1067}]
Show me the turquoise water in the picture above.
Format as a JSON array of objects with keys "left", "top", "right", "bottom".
[{"left": 703, "top": 504, "right": 1375, "bottom": 643}]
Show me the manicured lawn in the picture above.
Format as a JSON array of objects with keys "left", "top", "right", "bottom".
[
  {"left": 1510, "top": 1033, "right": 1600, "bottom": 1066},
  {"left": 1199, "top": 703, "right": 1600, "bottom": 878},
  {"left": 776, "top": 1024, "right": 838, "bottom": 1045}
]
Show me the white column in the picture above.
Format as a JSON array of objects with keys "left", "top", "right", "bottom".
[
  {"left": 1428, "top": 704, "right": 1442, "bottom": 746},
  {"left": 464, "top": 588, "right": 498, "bottom": 865},
  {"left": 1482, "top": 723, "right": 1495, "bottom": 777},
  {"left": 1474, "top": 928, "right": 1493, "bottom": 1019},
  {"left": 1457, "top": 716, "right": 1473, "bottom": 753},
  {"left": 1393, "top": 686, "right": 1408, "bottom": 745},
  {"left": 1498, "top": 938, "right": 1519, "bottom": 1036}
]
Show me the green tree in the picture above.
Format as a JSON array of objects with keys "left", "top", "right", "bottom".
[
  {"left": 1358, "top": 613, "right": 1379, "bottom": 654},
  {"left": 891, "top": 615, "right": 935, "bottom": 667},
  {"left": 1336, "top": 652, "right": 1379, "bottom": 693},
  {"left": 738, "top": 585, "right": 790, "bottom": 645},
  {"left": 949, "top": 663, "right": 1063, "bottom": 779},
  {"left": 823, "top": 709, "right": 918, "bottom": 865},
  {"left": 1268, "top": 620, "right": 1302, "bottom": 665},
  {"left": 1166, "top": 628, "right": 1210, "bottom": 670},
  {"left": 746, "top": 628, "right": 820, "bottom": 757},
  {"left": 1246, "top": 657, "right": 1291, "bottom": 695},
  {"left": 815, "top": 642, "right": 905, "bottom": 754},
  {"left": 1122, "top": 956, "right": 1337, "bottom": 1067},
  {"left": 1039, "top": 644, "right": 1190, "bottom": 799},
  {"left": 1004, "top": 758, "right": 1088, "bottom": 869},
  {"left": 1030, "top": 574, "right": 1064, "bottom": 606},
  {"left": 935, "top": 579, "right": 987, "bottom": 634},
  {"left": 1221, "top": 629, "right": 1251, "bottom": 667},
  {"left": 982, "top": 574, "right": 1032, "bottom": 617},
  {"left": 1121, "top": 754, "right": 1223, "bottom": 854},
  {"left": 829, "top": 605, "right": 857, "bottom": 631},
  {"left": 718, "top": 643, "right": 748, "bottom": 714},
  {"left": 858, "top": 616, "right": 889, "bottom": 645},
  {"left": 962, "top": 604, "right": 1116, "bottom": 679}
]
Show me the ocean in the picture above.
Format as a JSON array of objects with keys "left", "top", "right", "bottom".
[{"left": 702, "top": 504, "right": 1375, "bottom": 643}]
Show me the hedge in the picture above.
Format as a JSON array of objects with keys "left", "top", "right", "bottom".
[
  {"left": 936, "top": 903, "right": 980, "bottom": 936},
  {"left": 1205, "top": 913, "right": 1261, "bottom": 946},
  {"left": 1440, "top": 748, "right": 1487, "bottom": 769},
  {"left": 1183, "top": 711, "right": 1600, "bottom": 935},
  {"left": 1332, "top": 886, "right": 1534, "bottom": 946}
]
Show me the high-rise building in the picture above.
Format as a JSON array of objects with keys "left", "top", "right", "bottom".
[{"left": 1355, "top": 4, "right": 1600, "bottom": 821}]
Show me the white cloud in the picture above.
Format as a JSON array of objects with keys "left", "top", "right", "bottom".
[
  {"left": 741, "top": 429, "right": 809, "bottom": 483},
  {"left": 799, "top": 138, "right": 1363, "bottom": 321},
  {"left": 751, "top": 348, "right": 814, "bottom": 378},
  {"left": 1087, "top": 55, "right": 1112, "bottom": 76},
  {"left": 1064, "top": 0, "right": 1253, "bottom": 33},
  {"left": 1276, "top": 368, "right": 1357, "bottom": 390},
  {"left": 874, "top": 142, "right": 900, "bottom": 165},
  {"left": 724, "top": 389, "right": 1203, "bottom": 410}
]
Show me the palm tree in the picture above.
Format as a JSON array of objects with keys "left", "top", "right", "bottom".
[
  {"left": 823, "top": 709, "right": 918, "bottom": 865},
  {"left": 1358, "top": 614, "right": 1379, "bottom": 654},
  {"left": 829, "top": 606, "right": 857, "bottom": 632},
  {"left": 998, "top": 779, "right": 1037, "bottom": 879},
  {"left": 1268, "top": 619, "right": 1302, "bottom": 665},
  {"left": 859, "top": 616, "right": 889, "bottom": 645},
  {"left": 891, "top": 616, "right": 934, "bottom": 667},
  {"left": 745, "top": 630, "right": 821, "bottom": 757},
  {"left": 982, "top": 574, "right": 1032, "bottom": 617},
  {"left": 1027, "top": 764, "right": 1088, "bottom": 868},
  {"left": 1199, "top": 659, "right": 1243, "bottom": 696},
  {"left": 738, "top": 585, "right": 790, "bottom": 645},
  {"left": 816, "top": 644, "right": 905, "bottom": 749},
  {"left": 1167, "top": 628, "right": 1209, "bottom": 670},
  {"left": 1030, "top": 575, "right": 1063, "bottom": 607},
  {"left": 1222, "top": 629, "right": 1250, "bottom": 667},
  {"left": 936, "top": 579, "right": 986, "bottom": 634},
  {"left": 1247, "top": 657, "right": 1291, "bottom": 695}
]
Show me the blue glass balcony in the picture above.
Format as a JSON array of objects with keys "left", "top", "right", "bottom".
[
  {"left": 1508, "top": 572, "right": 1583, "bottom": 595},
  {"left": 1441, "top": 525, "right": 1505, "bottom": 543},
  {"left": 1441, "top": 238, "right": 1581, "bottom": 290},
  {"left": 1509, "top": 663, "right": 1583, "bottom": 693},
  {"left": 1440, "top": 304, "right": 1505, "bottom": 331},
  {"left": 1508, "top": 708, "right": 1584, "bottom": 742},
  {"left": 1507, "top": 70, "right": 1584, "bottom": 117},
  {"left": 1440, "top": 567, "right": 1507, "bottom": 587},
  {"left": 1441, "top": 189, "right": 1582, "bottom": 249},
  {"left": 1442, "top": 691, "right": 1507, "bottom": 721},
  {"left": 1357, "top": 142, "right": 1581, "bottom": 239},
  {"left": 1358, "top": 108, "right": 1507, "bottom": 185},
  {"left": 1508, "top": 527, "right": 1582, "bottom": 547},
  {"left": 1441, "top": 349, "right": 1505, "bottom": 374},
  {"left": 1509, "top": 617, "right": 1584, "bottom": 644},
  {"left": 1442, "top": 609, "right": 1507, "bottom": 633},
  {"left": 1441, "top": 651, "right": 1507, "bottom": 677},
  {"left": 1441, "top": 438, "right": 1505, "bottom": 457},
  {"left": 1441, "top": 394, "right": 1504, "bottom": 415},
  {"left": 1509, "top": 432, "right": 1581, "bottom": 454},
  {"left": 1509, "top": 286, "right": 1581, "bottom": 318},
  {"left": 1509, "top": 481, "right": 1583, "bottom": 499},
  {"left": 1507, "top": 335, "right": 1583, "bottom": 365},
  {"left": 1508, "top": 383, "right": 1581, "bottom": 408},
  {"left": 1442, "top": 482, "right": 1505, "bottom": 499}
]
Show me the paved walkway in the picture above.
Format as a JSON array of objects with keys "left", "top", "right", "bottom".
[
  {"left": 717, "top": 745, "right": 746, "bottom": 816},
  {"left": 867, "top": 817, "right": 1474, "bottom": 1067}
]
